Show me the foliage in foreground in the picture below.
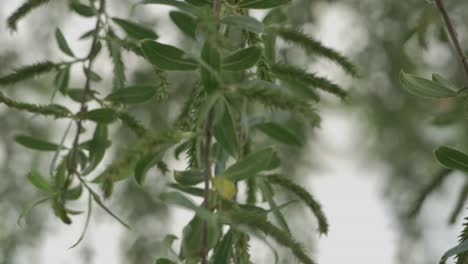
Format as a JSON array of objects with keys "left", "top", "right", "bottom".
[{"left": 1, "top": 0, "right": 358, "bottom": 263}]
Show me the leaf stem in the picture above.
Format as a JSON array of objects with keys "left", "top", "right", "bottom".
[{"left": 434, "top": 0, "right": 468, "bottom": 81}]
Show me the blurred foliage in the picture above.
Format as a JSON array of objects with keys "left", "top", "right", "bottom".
[{"left": 1, "top": 0, "right": 468, "bottom": 264}]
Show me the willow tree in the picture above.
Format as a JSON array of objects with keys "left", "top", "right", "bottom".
[{"left": 0, "top": 0, "right": 358, "bottom": 263}]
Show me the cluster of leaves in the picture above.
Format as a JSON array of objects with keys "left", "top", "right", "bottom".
[
  {"left": 399, "top": 1, "right": 468, "bottom": 263},
  {"left": 1, "top": 0, "right": 357, "bottom": 262}
]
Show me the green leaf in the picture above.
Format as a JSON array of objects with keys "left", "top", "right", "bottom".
[
  {"left": 201, "top": 41, "right": 221, "bottom": 92},
  {"left": 221, "top": 15, "right": 264, "bottom": 34},
  {"left": 79, "top": 109, "right": 117, "bottom": 124},
  {"left": 256, "top": 122, "right": 302, "bottom": 147},
  {"left": 237, "top": 0, "right": 292, "bottom": 9},
  {"left": 135, "top": 151, "right": 165, "bottom": 185},
  {"left": 174, "top": 169, "right": 205, "bottom": 186},
  {"left": 17, "top": 197, "right": 50, "bottom": 226},
  {"left": 434, "top": 146, "right": 468, "bottom": 172},
  {"left": 112, "top": 17, "right": 158, "bottom": 40},
  {"left": 105, "top": 85, "right": 157, "bottom": 104},
  {"left": 65, "top": 185, "right": 83, "bottom": 200},
  {"left": 140, "top": 0, "right": 197, "bottom": 14},
  {"left": 182, "top": 215, "right": 220, "bottom": 258},
  {"left": 54, "top": 66, "right": 70, "bottom": 94},
  {"left": 68, "top": 89, "right": 93, "bottom": 103},
  {"left": 399, "top": 71, "right": 457, "bottom": 98},
  {"left": 15, "top": 135, "right": 61, "bottom": 151},
  {"left": 440, "top": 240, "right": 468, "bottom": 264},
  {"left": 69, "top": 1, "right": 96, "bottom": 17},
  {"left": 82, "top": 124, "right": 110, "bottom": 175},
  {"left": 140, "top": 40, "right": 198, "bottom": 71},
  {"left": 222, "top": 46, "right": 262, "bottom": 71},
  {"left": 169, "top": 11, "right": 197, "bottom": 39},
  {"left": 155, "top": 259, "right": 176, "bottom": 264},
  {"left": 213, "top": 102, "right": 239, "bottom": 158},
  {"left": 214, "top": 176, "right": 237, "bottom": 200},
  {"left": 168, "top": 183, "right": 204, "bottom": 197},
  {"left": 432, "top": 73, "right": 459, "bottom": 92},
  {"left": 212, "top": 229, "right": 234, "bottom": 263},
  {"left": 223, "top": 147, "right": 277, "bottom": 181},
  {"left": 55, "top": 28, "right": 75, "bottom": 57},
  {"left": 27, "top": 171, "right": 54, "bottom": 193},
  {"left": 52, "top": 198, "right": 72, "bottom": 224}
]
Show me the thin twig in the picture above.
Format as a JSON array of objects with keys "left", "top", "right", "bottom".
[
  {"left": 69, "top": 0, "right": 106, "bottom": 176},
  {"left": 201, "top": 1, "right": 222, "bottom": 262},
  {"left": 434, "top": 0, "right": 468, "bottom": 81},
  {"left": 201, "top": 109, "right": 214, "bottom": 264}
]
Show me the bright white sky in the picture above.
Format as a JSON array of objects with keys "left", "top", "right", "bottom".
[{"left": 1, "top": 1, "right": 465, "bottom": 264}]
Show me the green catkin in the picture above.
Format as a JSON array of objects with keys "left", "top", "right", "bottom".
[
  {"left": 106, "top": 32, "right": 126, "bottom": 91},
  {"left": 0, "top": 61, "right": 57, "bottom": 85},
  {"left": 0, "top": 92, "right": 71, "bottom": 118},
  {"left": 247, "top": 220, "right": 315, "bottom": 264},
  {"left": 273, "top": 27, "right": 359, "bottom": 77},
  {"left": 236, "top": 83, "right": 321, "bottom": 126},
  {"left": 233, "top": 231, "right": 251, "bottom": 264},
  {"left": 456, "top": 215, "right": 468, "bottom": 264},
  {"left": 408, "top": 168, "right": 452, "bottom": 218},
  {"left": 7, "top": 0, "right": 52, "bottom": 31},
  {"left": 267, "top": 174, "right": 329, "bottom": 235},
  {"left": 271, "top": 63, "right": 348, "bottom": 100},
  {"left": 116, "top": 112, "right": 149, "bottom": 137}
]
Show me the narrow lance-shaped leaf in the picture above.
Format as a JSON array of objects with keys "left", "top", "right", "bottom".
[
  {"left": 201, "top": 41, "right": 221, "bottom": 92},
  {"left": 78, "top": 108, "right": 117, "bottom": 124},
  {"left": 55, "top": 28, "right": 75, "bottom": 57},
  {"left": 222, "top": 46, "right": 263, "bottom": 71},
  {"left": 432, "top": 73, "right": 459, "bottom": 92},
  {"left": 434, "top": 146, "right": 468, "bottom": 173},
  {"left": 169, "top": 11, "right": 197, "bottom": 39},
  {"left": 237, "top": 0, "right": 292, "bottom": 9},
  {"left": 69, "top": 1, "right": 96, "bottom": 17},
  {"left": 174, "top": 169, "right": 205, "bottom": 186},
  {"left": 400, "top": 71, "right": 457, "bottom": 98},
  {"left": 105, "top": 85, "right": 157, "bottom": 104},
  {"left": 112, "top": 17, "right": 158, "bottom": 40},
  {"left": 27, "top": 171, "right": 54, "bottom": 193},
  {"left": 223, "top": 147, "right": 277, "bottom": 182},
  {"left": 140, "top": 40, "right": 198, "bottom": 71},
  {"left": 214, "top": 102, "right": 239, "bottom": 158},
  {"left": 15, "top": 135, "right": 62, "bottom": 151},
  {"left": 256, "top": 122, "right": 303, "bottom": 147},
  {"left": 135, "top": 151, "right": 165, "bottom": 185},
  {"left": 212, "top": 229, "right": 234, "bottom": 263},
  {"left": 54, "top": 66, "right": 71, "bottom": 95},
  {"left": 440, "top": 240, "right": 468, "bottom": 264},
  {"left": 221, "top": 15, "right": 264, "bottom": 34},
  {"left": 82, "top": 124, "right": 110, "bottom": 175}
]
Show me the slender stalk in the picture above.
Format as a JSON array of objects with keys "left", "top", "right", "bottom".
[
  {"left": 69, "top": 0, "right": 105, "bottom": 175},
  {"left": 434, "top": 0, "right": 468, "bottom": 81},
  {"left": 201, "top": 110, "right": 214, "bottom": 264},
  {"left": 201, "top": 1, "right": 222, "bottom": 262}
]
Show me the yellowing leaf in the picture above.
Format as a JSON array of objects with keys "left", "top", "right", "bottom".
[{"left": 214, "top": 176, "right": 236, "bottom": 200}]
